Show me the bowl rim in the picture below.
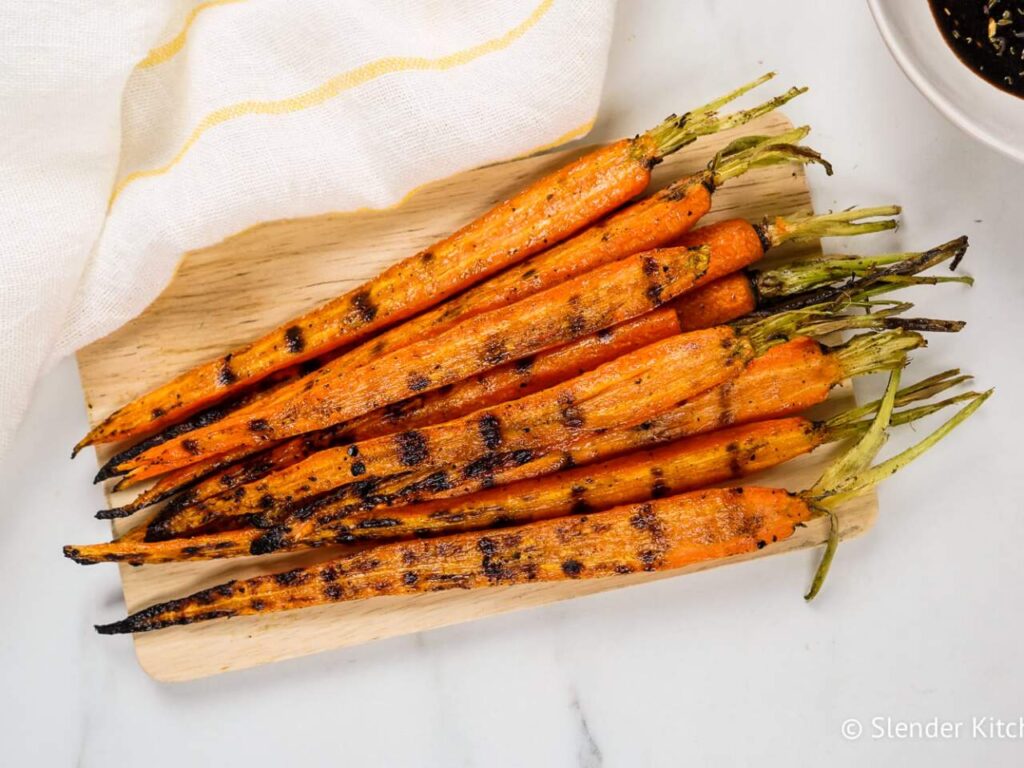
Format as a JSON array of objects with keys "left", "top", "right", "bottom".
[{"left": 867, "top": 0, "right": 1024, "bottom": 163}]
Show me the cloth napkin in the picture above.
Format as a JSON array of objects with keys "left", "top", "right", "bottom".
[{"left": 0, "top": 0, "right": 615, "bottom": 459}]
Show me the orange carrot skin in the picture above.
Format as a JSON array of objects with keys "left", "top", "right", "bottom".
[
  {"left": 119, "top": 309, "right": 681, "bottom": 514},
  {"left": 347, "top": 336, "right": 841, "bottom": 511},
  {"left": 114, "top": 252, "right": 757, "bottom": 508},
  {"left": 322, "top": 179, "right": 713, "bottom": 378},
  {"left": 65, "top": 526, "right": 264, "bottom": 566},
  {"left": 110, "top": 182, "right": 714, "bottom": 491},
  {"left": 67, "top": 417, "right": 822, "bottom": 566},
  {"left": 248, "top": 336, "right": 835, "bottom": 553},
  {"left": 80, "top": 137, "right": 658, "bottom": 448},
  {"left": 326, "top": 417, "right": 821, "bottom": 540},
  {"left": 675, "top": 272, "right": 757, "bottom": 331},
  {"left": 676, "top": 218, "right": 765, "bottom": 281},
  {"left": 95, "top": 487, "right": 813, "bottom": 633},
  {"left": 73, "top": 338, "right": 833, "bottom": 564},
  {"left": 154, "top": 326, "right": 752, "bottom": 538},
  {"left": 119, "top": 245, "right": 712, "bottom": 479},
  {"left": 112, "top": 270, "right": 754, "bottom": 512},
  {"left": 106, "top": 214, "right": 756, "bottom": 495}
]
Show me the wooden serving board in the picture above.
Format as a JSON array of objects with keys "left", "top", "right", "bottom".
[{"left": 77, "top": 112, "right": 877, "bottom": 681}]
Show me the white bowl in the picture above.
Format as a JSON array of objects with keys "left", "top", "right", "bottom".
[{"left": 868, "top": 0, "right": 1024, "bottom": 162}]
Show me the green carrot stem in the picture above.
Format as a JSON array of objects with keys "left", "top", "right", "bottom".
[
  {"left": 738, "top": 297, "right": 923, "bottom": 356},
  {"left": 832, "top": 330, "right": 924, "bottom": 380},
  {"left": 821, "top": 390, "right": 992, "bottom": 508},
  {"left": 706, "top": 127, "right": 832, "bottom": 188},
  {"left": 758, "top": 237, "right": 969, "bottom": 312},
  {"left": 813, "top": 370, "right": 902, "bottom": 496},
  {"left": 644, "top": 73, "right": 808, "bottom": 159},
  {"left": 804, "top": 504, "right": 839, "bottom": 601},
  {"left": 827, "top": 391, "right": 983, "bottom": 443},
  {"left": 826, "top": 369, "right": 970, "bottom": 428},
  {"left": 803, "top": 386, "right": 991, "bottom": 600},
  {"left": 763, "top": 205, "right": 901, "bottom": 247}
]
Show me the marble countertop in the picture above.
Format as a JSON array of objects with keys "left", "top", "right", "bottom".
[{"left": 3, "top": 2, "right": 1023, "bottom": 765}]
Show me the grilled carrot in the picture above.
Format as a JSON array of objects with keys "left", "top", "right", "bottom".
[
  {"left": 102, "top": 207, "right": 912, "bottom": 517},
  {"left": 250, "top": 326, "right": 926, "bottom": 555},
  {"left": 146, "top": 323, "right": 752, "bottom": 539},
  {"left": 94, "top": 488, "right": 818, "bottom": 634},
  {"left": 76, "top": 75, "right": 798, "bottom": 454},
  {"left": 144, "top": 299, "right": 920, "bottom": 543},
  {"left": 93, "top": 385, "right": 988, "bottom": 634},
  {"left": 67, "top": 373, "right": 974, "bottom": 565},
  {"left": 108, "top": 128, "right": 830, "bottom": 481},
  {"left": 100, "top": 308, "right": 682, "bottom": 516}
]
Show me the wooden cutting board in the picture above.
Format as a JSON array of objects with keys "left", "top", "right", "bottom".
[{"left": 76, "top": 112, "right": 877, "bottom": 681}]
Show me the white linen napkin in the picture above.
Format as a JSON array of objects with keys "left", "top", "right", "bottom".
[{"left": 0, "top": 0, "right": 615, "bottom": 458}]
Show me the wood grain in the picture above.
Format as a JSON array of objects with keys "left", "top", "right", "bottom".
[{"left": 76, "top": 112, "right": 877, "bottom": 681}]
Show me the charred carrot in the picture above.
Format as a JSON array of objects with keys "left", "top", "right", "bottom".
[
  {"left": 77, "top": 75, "right": 798, "bottom": 454},
  {"left": 107, "top": 128, "right": 832, "bottom": 481},
  {"left": 102, "top": 207, "right": 911, "bottom": 516},
  {"left": 254, "top": 328, "right": 930, "bottom": 555},
  {"left": 94, "top": 487, "right": 819, "bottom": 634},
  {"left": 67, "top": 373, "right": 974, "bottom": 565},
  {"left": 144, "top": 300, "right": 922, "bottom": 543},
  {"left": 93, "top": 385, "right": 988, "bottom": 634}
]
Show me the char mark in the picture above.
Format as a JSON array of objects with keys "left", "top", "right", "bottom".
[
  {"left": 351, "top": 290, "right": 378, "bottom": 324},
  {"left": 482, "top": 337, "right": 509, "bottom": 366},
  {"left": 478, "top": 414, "right": 503, "bottom": 450},
  {"left": 284, "top": 325, "right": 306, "bottom": 354},
  {"left": 395, "top": 431, "right": 429, "bottom": 467},
  {"left": 407, "top": 372, "right": 430, "bottom": 392}
]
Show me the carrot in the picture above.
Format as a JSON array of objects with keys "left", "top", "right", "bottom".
[
  {"left": 94, "top": 487, "right": 818, "bottom": 634},
  {"left": 247, "top": 327, "right": 924, "bottom": 554},
  {"left": 92, "top": 384, "right": 989, "bottom": 633},
  {"left": 114, "top": 243, "right": 707, "bottom": 479},
  {"left": 76, "top": 74, "right": 799, "bottom": 454},
  {"left": 107, "top": 127, "right": 832, "bottom": 482},
  {"left": 101, "top": 206, "right": 912, "bottom": 517},
  {"left": 145, "top": 323, "right": 754, "bottom": 539},
  {"left": 144, "top": 298, "right": 924, "bottom": 543},
  {"left": 99, "top": 307, "right": 681, "bottom": 516},
  {"left": 67, "top": 372, "right": 975, "bottom": 565}
]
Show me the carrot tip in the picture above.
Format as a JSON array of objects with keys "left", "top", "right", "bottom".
[
  {"left": 94, "top": 620, "right": 133, "bottom": 635},
  {"left": 95, "top": 506, "right": 134, "bottom": 520},
  {"left": 93, "top": 463, "right": 127, "bottom": 484}
]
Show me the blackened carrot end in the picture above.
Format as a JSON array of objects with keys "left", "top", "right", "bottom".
[{"left": 95, "top": 506, "right": 133, "bottom": 520}]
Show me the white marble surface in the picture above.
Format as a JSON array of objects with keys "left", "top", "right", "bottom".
[{"left": 3, "top": 1, "right": 1024, "bottom": 765}]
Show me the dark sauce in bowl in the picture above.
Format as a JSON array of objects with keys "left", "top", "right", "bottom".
[{"left": 928, "top": 0, "right": 1024, "bottom": 98}]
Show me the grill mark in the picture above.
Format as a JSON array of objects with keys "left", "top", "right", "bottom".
[
  {"left": 407, "top": 372, "right": 430, "bottom": 392},
  {"left": 567, "top": 312, "right": 587, "bottom": 337},
  {"left": 395, "top": 431, "right": 429, "bottom": 466},
  {"left": 629, "top": 502, "right": 668, "bottom": 571},
  {"left": 478, "top": 414, "right": 503, "bottom": 450},
  {"left": 559, "top": 393, "right": 585, "bottom": 429},
  {"left": 561, "top": 559, "right": 584, "bottom": 577},
  {"left": 217, "top": 355, "right": 237, "bottom": 386},
  {"left": 725, "top": 441, "right": 743, "bottom": 476},
  {"left": 650, "top": 467, "right": 670, "bottom": 499},
  {"left": 351, "top": 290, "right": 378, "bottom": 324},
  {"left": 284, "top": 325, "right": 305, "bottom": 354},
  {"left": 482, "top": 337, "right": 509, "bottom": 365},
  {"left": 716, "top": 379, "right": 736, "bottom": 428},
  {"left": 569, "top": 484, "right": 591, "bottom": 515},
  {"left": 514, "top": 356, "right": 534, "bottom": 375}
]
